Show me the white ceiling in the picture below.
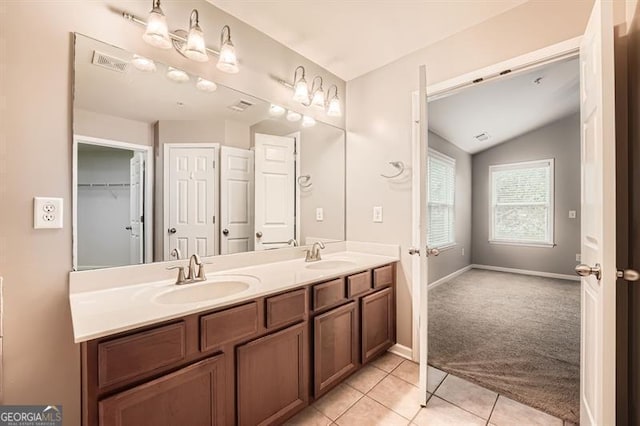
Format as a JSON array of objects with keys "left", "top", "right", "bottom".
[
  {"left": 428, "top": 57, "right": 580, "bottom": 154},
  {"left": 206, "top": 0, "right": 528, "bottom": 81}
]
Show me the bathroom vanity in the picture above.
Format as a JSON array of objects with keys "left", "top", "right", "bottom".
[{"left": 71, "top": 249, "right": 398, "bottom": 426}]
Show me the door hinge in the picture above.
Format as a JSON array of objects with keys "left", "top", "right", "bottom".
[{"left": 213, "top": 216, "right": 216, "bottom": 224}]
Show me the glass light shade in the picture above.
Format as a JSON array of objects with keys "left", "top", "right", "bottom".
[
  {"left": 286, "top": 111, "right": 302, "bottom": 122},
  {"left": 196, "top": 77, "right": 217, "bottom": 92},
  {"left": 216, "top": 41, "right": 239, "bottom": 74},
  {"left": 327, "top": 97, "right": 342, "bottom": 117},
  {"left": 311, "top": 88, "right": 325, "bottom": 109},
  {"left": 184, "top": 24, "right": 209, "bottom": 62},
  {"left": 143, "top": 7, "right": 172, "bottom": 49},
  {"left": 166, "top": 67, "right": 190, "bottom": 83},
  {"left": 269, "top": 104, "right": 286, "bottom": 116},
  {"left": 293, "top": 79, "right": 309, "bottom": 104},
  {"left": 302, "top": 115, "right": 316, "bottom": 128},
  {"left": 131, "top": 55, "right": 156, "bottom": 72}
]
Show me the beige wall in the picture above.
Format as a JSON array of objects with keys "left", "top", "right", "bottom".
[
  {"left": 74, "top": 109, "right": 155, "bottom": 147},
  {"left": 0, "top": 1, "right": 343, "bottom": 423},
  {"left": 346, "top": 0, "right": 595, "bottom": 349}
]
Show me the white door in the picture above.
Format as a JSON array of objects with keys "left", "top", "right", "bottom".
[
  {"left": 220, "top": 146, "right": 255, "bottom": 254},
  {"left": 167, "top": 146, "right": 217, "bottom": 259},
  {"left": 578, "top": 0, "right": 617, "bottom": 424},
  {"left": 129, "top": 152, "right": 144, "bottom": 264},
  {"left": 254, "top": 134, "right": 296, "bottom": 250}
]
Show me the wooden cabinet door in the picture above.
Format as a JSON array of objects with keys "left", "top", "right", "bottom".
[
  {"left": 361, "top": 287, "right": 395, "bottom": 364},
  {"left": 313, "top": 302, "right": 358, "bottom": 397},
  {"left": 99, "top": 354, "right": 225, "bottom": 426},
  {"left": 236, "top": 322, "right": 308, "bottom": 426}
]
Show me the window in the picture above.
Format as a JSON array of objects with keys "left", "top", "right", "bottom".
[
  {"left": 428, "top": 149, "right": 455, "bottom": 249},
  {"left": 489, "top": 159, "right": 554, "bottom": 246}
]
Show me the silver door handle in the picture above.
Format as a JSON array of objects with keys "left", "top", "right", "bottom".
[
  {"left": 168, "top": 227, "right": 177, "bottom": 234},
  {"left": 408, "top": 247, "right": 420, "bottom": 256},
  {"left": 222, "top": 229, "right": 229, "bottom": 236},
  {"left": 256, "top": 231, "right": 263, "bottom": 238},
  {"left": 125, "top": 226, "right": 132, "bottom": 231},
  {"left": 617, "top": 269, "right": 640, "bottom": 281},
  {"left": 575, "top": 263, "right": 601, "bottom": 280},
  {"left": 426, "top": 248, "right": 440, "bottom": 257}
]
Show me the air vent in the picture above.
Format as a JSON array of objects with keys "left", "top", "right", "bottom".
[
  {"left": 228, "top": 100, "right": 253, "bottom": 112},
  {"left": 92, "top": 50, "right": 128, "bottom": 73},
  {"left": 475, "top": 132, "right": 491, "bottom": 142}
]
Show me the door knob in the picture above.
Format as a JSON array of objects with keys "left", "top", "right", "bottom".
[
  {"left": 222, "top": 229, "right": 229, "bottom": 236},
  {"left": 617, "top": 268, "right": 640, "bottom": 281},
  {"left": 256, "top": 231, "right": 263, "bottom": 238},
  {"left": 408, "top": 247, "right": 420, "bottom": 256},
  {"left": 575, "top": 263, "right": 602, "bottom": 280},
  {"left": 125, "top": 226, "right": 132, "bottom": 231},
  {"left": 168, "top": 227, "right": 177, "bottom": 234},
  {"left": 426, "top": 248, "right": 440, "bottom": 257}
]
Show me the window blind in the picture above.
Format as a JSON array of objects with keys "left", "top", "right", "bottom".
[
  {"left": 489, "top": 159, "right": 554, "bottom": 245},
  {"left": 428, "top": 150, "right": 456, "bottom": 248}
]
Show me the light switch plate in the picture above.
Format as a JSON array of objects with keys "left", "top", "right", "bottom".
[
  {"left": 569, "top": 210, "right": 577, "bottom": 219},
  {"left": 316, "top": 207, "right": 324, "bottom": 221},
  {"left": 373, "top": 206, "right": 383, "bottom": 223},
  {"left": 34, "top": 197, "right": 63, "bottom": 229}
]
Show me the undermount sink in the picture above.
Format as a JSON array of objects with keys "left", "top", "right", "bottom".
[
  {"left": 305, "top": 260, "right": 357, "bottom": 270},
  {"left": 154, "top": 275, "right": 257, "bottom": 305}
]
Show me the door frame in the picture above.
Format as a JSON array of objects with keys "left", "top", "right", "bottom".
[
  {"left": 72, "top": 135, "right": 154, "bottom": 270},
  {"left": 163, "top": 143, "right": 220, "bottom": 258},
  {"left": 411, "top": 35, "right": 583, "bottom": 364}
]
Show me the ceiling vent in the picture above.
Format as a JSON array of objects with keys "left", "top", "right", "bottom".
[
  {"left": 474, "top": 132, "right": 491, "bottom": 142},
  {"left": 228, "top": 100, "right": 253, "bottom": 112},
  {"left": 92, "top": 50, "right": 129, "bottom": 73}
]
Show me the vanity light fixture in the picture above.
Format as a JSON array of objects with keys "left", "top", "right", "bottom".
[
  {"left": 286, "top": 110, "right": 302, "bottom": 122},
  {"left": 196, "top": 77, "right": 217, "bottom": 92},
  {"left": 310, "top": 76, "right": 325, "bottom": 109},
  {"left": 131, "top": 55, "right": 156, "bottom": 72},
  {"left": 326, "top": 85, "right": 342, "bottom": 117},
  {"left": 217, "top": 26, "right": 239, "bottom": 74},
  {"left": 292, "top": 66, "right": 310, "bottom": 104},
  {"left": 302, "top": 115, "right": 316, "bottom": 128},
  {"left": 166, "top": 67, "right": 190, "bottom": 83},
  {"left": 269, "top": 104, "right": 286, "bottom": 116},
  {"left": 142, "top": 0, "right": 172, "bottom": 49},
  {"left": 183, "top": 10, "right": 208, "bottom": 62}
]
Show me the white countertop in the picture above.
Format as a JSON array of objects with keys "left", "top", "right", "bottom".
[{"left": 69, "top": 249, "right": 398, "bottom": 343}]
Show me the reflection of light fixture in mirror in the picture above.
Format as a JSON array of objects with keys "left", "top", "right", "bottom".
[
  {"left": 269, "top": 104, "right": 286, "bottom": 116},
  {"left": 142, "top": 0, "right": 172, "bottom": 49},
  {"left": 183, "top": 10, "right": 208, "bottom": 62},
  {"left": 326, "top": 85, "right": 342, "bottom": 117},
  {"left": 286, "top": 111, "right": 302, "bottom": 122},
  {"left": 131, "top": 55, "right": 156, "bottom": 72},
  {"left": 196, "top": 77, "right": 217, "bottom": 92},
  {"left": 310, "top": 76, "right": 325, "bottom": 109},
  {"left": 292, "top": 66, "right": 310, "bottom": 104},
  {"left": 217, "top": 25, "right": 239, "bottom": 74},
  {"left": 166, "top": 67, "right": 189, "bottom": 82},
  {"left": 302, "top": 115, "right": 316, "bottom": 127}
]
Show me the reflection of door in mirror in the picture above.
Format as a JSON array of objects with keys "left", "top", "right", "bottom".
[
  {"left": 75, "top": 137, "right": 152, "bottom": 270},
  {"left": 165, "top": 145, "right": 218, "bottom": 260},
  {"left": 254, "top": 134, "right": 296, "bottom": 250}
]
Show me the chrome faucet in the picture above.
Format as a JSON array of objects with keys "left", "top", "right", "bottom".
[
  {"left": 305, "top": 241, "right": 325, "bottom": 262},
  {"left": 288, "top": 238, "right": 299, "bottom": 247},
  {"left": 167, "top": 254, "right": 208, "bottom": 285}
]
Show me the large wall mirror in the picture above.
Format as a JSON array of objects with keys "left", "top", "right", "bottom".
[{"left": 72, "top": 34, "right": 346, "bottom": 271}]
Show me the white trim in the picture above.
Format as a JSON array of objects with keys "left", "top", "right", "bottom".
[
  {"left": 287, "top": 131, "right": 302, "bottom": 244},
  {"left": 410, "top": 91, "right": 421, "bottom": 363},
  {"left": 471, "top": 264, "right": 580, "bottom": 281},
  {"left": 428, "top": 265, "right": 473, "bottom": 289},
  {"left": 72, "top": 135, "right": 154, "bottom": 271},
  {"left": 388, "top": 343, "right": 413, "bottom": 360}
]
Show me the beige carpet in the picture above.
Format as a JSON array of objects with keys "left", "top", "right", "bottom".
[{"left": 428, "top": 268, "right": 580, "bottom": 424}]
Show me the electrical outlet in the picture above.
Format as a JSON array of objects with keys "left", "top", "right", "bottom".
[
  {"left": 576, "top": 253, "right": 581, "bottom": 262},
  {"left": 569, "top": 210, "right": 577, "bottom": 219},
  {"left": 316, "top": 207, "right": 324, "bottom": 221},
  {"left": 373, "top": 206, "right": 383, "bottom": 223},
  {"left": 34, "top": 197, "right": 63, "bottom": 229}
]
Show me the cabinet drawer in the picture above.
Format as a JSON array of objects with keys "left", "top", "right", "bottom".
[
  {"left": 98, "top": 322, "right": 186, "bottom": 389},
  {"left": 347, "top": 271, "right": 372, "bottom": 297},
  {"left": 313, "top": 278, "right": 346, "bottom": 311},
  {"left": 373, "top": 264, "right": 394, "bottom": 288},
  {"left": 201, "top": 302, "right": 259, "bottom": 352},
  {"left": 266, "top": 289, "right": 308, "bottom": 329}
]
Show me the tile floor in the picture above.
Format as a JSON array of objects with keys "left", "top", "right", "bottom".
[{"left": 285, "top": 352, "right": 574, "bottom": 426}]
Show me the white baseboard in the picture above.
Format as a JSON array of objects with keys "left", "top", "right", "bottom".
[
  {"left": 388, "top": 343, "right": 413, "bottom": 360},
  {"left": 471, "top": 264, "right": 580, "bottom": 281},
  {"left": 428, "top": 265, "right": 473, "bottom": 290}
]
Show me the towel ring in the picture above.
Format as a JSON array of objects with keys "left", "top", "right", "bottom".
[
  {"left": 381, "top": 161, "right": 405, "bottom": 179},
  {"left": 297, "top": 175, "right": 312, "bottom": 188}
]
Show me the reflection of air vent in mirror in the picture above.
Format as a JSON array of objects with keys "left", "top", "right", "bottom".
[
  {"left": 91, "top": 50, "right": 128, "bottom": 73},
  {"left": 228, "top": 100, "right": 253, "bottom": 112},
  {"left": 474, "top": 132, "right": 491, "bottom": 142}
]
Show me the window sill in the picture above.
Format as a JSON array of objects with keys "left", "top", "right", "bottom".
[{"left": 489, "top": 240, "right": 555, "bottom": 248}]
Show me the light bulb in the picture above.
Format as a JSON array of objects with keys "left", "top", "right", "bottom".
[
  {"left": 131, "top": 55, "right": 156, "bottom": 72},
  {"left": 286, "top": 111, "right": 302, "bottom": 122},
  {"left": 184, "top": 10, "right": 208, "bottom": 62},
  {"left": 166, "top": 67, "right": 189, "bottom": 83},
  {"left": 311, "top": 88, "right": 325, "bottom": 109},
  {"left": 302, "top": 115, "right": 316, "bottom": 128},
  {"left": 217, "top": 41, "right": 239, "bottom": 74},
  {"left": 143, "top": 1, "right": 172, "bottom": 49},
  {"left": 269, "top": 104, "right": 286, "bottom": 116},
  {"left": 293, "top": 79, "right": 309, "bottom": 104},
  {"left": 327, "top": 97, "right": 342, "bottom": 117},
  {"left": 196, "top": 77, "right": 217, "bottom": 92}
]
